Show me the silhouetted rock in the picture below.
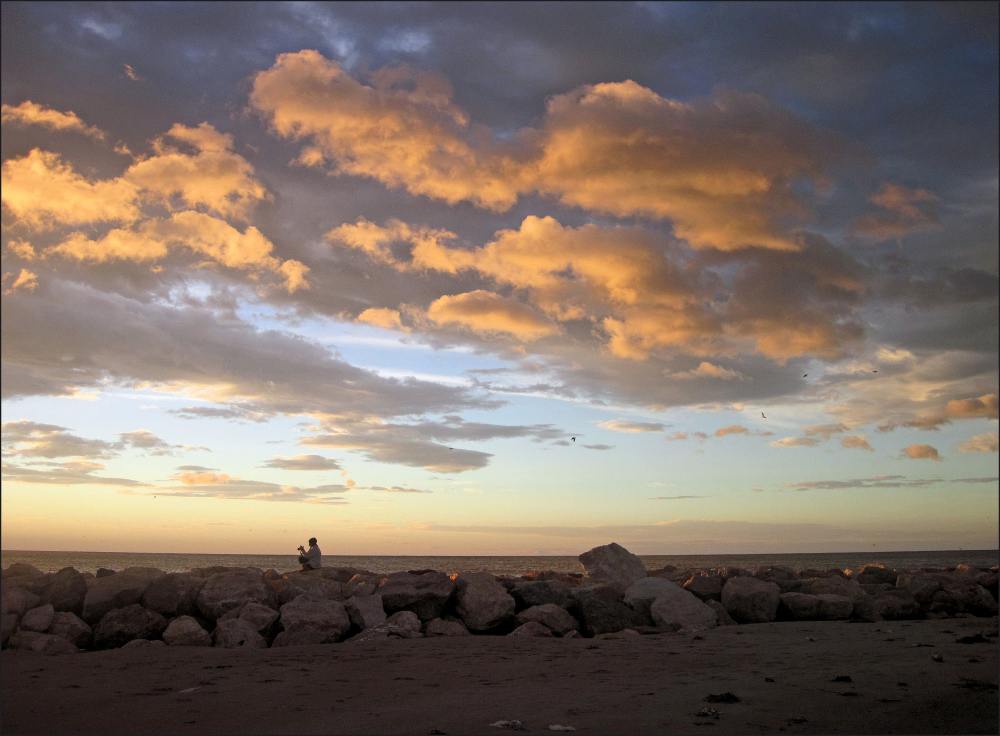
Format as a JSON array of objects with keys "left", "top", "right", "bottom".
[
  {"left": 276, "top": 594, "right": 350, "bottom": 644},
  {"left": 344, "top": 593, "right": 386, "bottom": 630},
  {"left": 649, "top": 587, "right": 718, "bottom": 631},
  {"left": 162, "top": 615, "right": 211, "bottom": 646},
  {"left": 93, "top": 604, "right": 167, "bottom": 649},
  {"left": 508, "top": 621, "right": 554, "bottom": 637},
  {"left": 46, "top": 611, "right": 92, "bottom": 648},
  {"left": 515, "top": 604, "right": 580, "bottom": 636},
  {"left": 2, "top": 587, "right": 41, "bottom": 619},
  {"left": 424, "top": 617, "right": 472, "bottom": 637},
  {"left": 38, "top": 567, "right": 87, "bottom": 615},
  {"left": 21, "top": 604, "right": 55, "bottom": 632},
  {"left": 142, "top": 573, "right": 207, "bottom": 618},
  {"left": 721, "top": 577, "right": 781, "bottom": 623},
  {"left": 454, "top": 572, "right": 516, "bottom": 631},
  {"left": 510, "top": 580, "right": 572, "bottom": 611},
  {"left": 377, "top": 572, "right": 456, "bottom": 621},
  {"left": 578, "top": 542, "right": 647, "bottom": 585},
  {"left": 8, "top": 630, "right": 77, "bottom": 654},
  {"left": 197, "top": 569, "right": 277, "bottom": 621},
  {"left": 212, "top": 617, "right": 267, "bottom": 648},
  {"left": 82, "top": 568, "right": 165, "bottom": 625},
  {"left": 571, "top": 584, "right": 648, "bottom": 636}
]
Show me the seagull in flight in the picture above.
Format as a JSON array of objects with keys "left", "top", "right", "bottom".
[
  {"left": 571, "top": 437, "right": 576, "bottom": 442},
  {"left": 803, "top": 374, "right": 808, "bottom": 378},
  {"left": 761, "top": 412, "right": 766, "bottom": 419}
]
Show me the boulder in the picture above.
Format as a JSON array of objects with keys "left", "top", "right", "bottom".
[
  {"left": 95, "top": 568, "right": 116, "bottom": 578},
  {"left": 854, "top": 566, "right": 901, "bottom": 585},
  {"left": 683, "top": 574, "right": 723, "bottom": 601},
  {"left": 705, "top": 599, "right": 737, "bottom": 625},
  {"left": 92, "top": 604, "right": 167, "bottom": 649},
  {"left": 7, "top": 630, "right": 78, "bottom": 654},
  {"left": 239, "top": 602, "right": 280, "bottom": 637},
  {"left": 754, "top": 566, "right": 798, "bottom": 583},
  {"left": 377, "top": 572, "right": 456, "bottom": 621},
  {"left": 343, "top": 625, "right": 391, "bottom": 643},
  {"left": 869, "top": 590, "right": 921, "bottom": 620},
  {"left": 122, "top": 638, "right": 166, "bottom": 649},
  {"left": 929, "top": 584, "right": 999, "bottom": 616},
  {"left": 82, "top": 569, "right": 166, "bottom": 625},
  {"left": 578, "top": 542, "right": 647, "bottom": 585},
  {"left": 649, "top": 588, "right": 718, "bottom": 632},
  {"left": 721, "top": 577, "right": 781, "bottom": 623},
  {"left": 623, "top": 577, "right": 683, "bottom": 619},
  {"left": 212, "top": 617, "right": 267, "bottom": 649},
  {"left": 563, "top": 629, "right": 583, "bottom": 639},
  {"left": 515, "top": 604, "right": 580, "bottom": 636},
  {"left": 385, "top": 610, "right": 422, "bottom": 637},
  {"left": 508, "top": 621, "right": 554, "bottom": 637},
  {"left": 424, "top": 618, "right": 472, "bottom": 637},
  {"left": 2, "top": 613, "right": 18, "bottom": 647},
  {"left": 344, "top": 593, "right": 386, "bottom": 631},
  {"left": 344, "top": 574, "right": 382, "bottom": 597},
  {"left": 510, "top": 581, "right": 572, "bottom": 610},
  {"left": 21, "top": 604, "right": 55, "bottom": 633},
  {"left": 3, "top": 563, "right": 44, "bottom": 579},
  {"left": 453, "top": 572, "right": 516, "bottom": 631},
  {"left": 276, "top": 594, "right": 350, "bottom": 644},
  {"left": 141, "top": 573, "right": 207, "bottom": 618},
  {"left": 38, "top": 567, "right": 87, "bottom": 615},
  {"left": 2, "top": 587, "right": 42, "bottom": 618},
  {"left": 197, "top": 569, "right": 277, "bottom": 621},
  {"left": 1, "top": 574, "right": 51, "bottom": 596},
  {"left": 802, "top": 576, "right": 867, "bottom": 602},
  {"left": 780, "top": 593, "right": 853, "bottom": 620},
  {"left": 162, "top": 616, "right": 212, "bottom": 646},
  {"left": 571, "top": 584, "right": 648, "bottom": 636},
  {"left": 270, "top": 571, "right": 344, "bottom": 606}
]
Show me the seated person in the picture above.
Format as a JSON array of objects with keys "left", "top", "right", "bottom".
[{"left": 297, "top": 537, "right": 322, "bottom": 570}]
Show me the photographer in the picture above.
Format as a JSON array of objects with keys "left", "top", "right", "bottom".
[{"left": 297, "top": 537, "right": 322, "bottom": 570}]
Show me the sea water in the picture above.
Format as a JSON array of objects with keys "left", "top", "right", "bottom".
[{"left": 2, "top": 549, "right": 996, "bottom": 576}]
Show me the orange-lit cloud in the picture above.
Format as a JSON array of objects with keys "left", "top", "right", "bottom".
[
  {"left": 176, "top": 471, "right": 232, "bottom": 485},
  {"left": 854, "top": 182, "right": 939, "bottom": 240},
  {"left": 901, "top": 444, "right": 942, "bottom": 461},
  {"left": 671, "top": 362, "right": 745, "bottom": 380},
  {"left": 840, "top": 435, "right": 875, "bottom": 452},
  {"left": 256, "top": 52, "right": 857, "bottom": 251},
  {"left": 425, "top": 290, "right": 559, "bottom": 341},
  {"left": 946, "top": 394, "right": 998, "bottom": 419},
  {"left": 2, "top": 269, "right": 38, "bottom": 295},
  {"left": 957, "top": 432, "right": 998, "bottom": 454},
  {"left": 598, "top": 420, "right": 666, "bottom": 433},
  {"left": 1, "top": 101, "right": 105, "bottom": 139},
  {"left": 358, "top": 308, "right": 408, "bottom": 332},
  {"left": 803, "top": 423, "right": 847, "bottom": 439},
  {"left": 770, "top": 437, "right": 820, "bottom": 448},
  {"left": 715, "top": 425, "right": 751, "bottom": 437}
]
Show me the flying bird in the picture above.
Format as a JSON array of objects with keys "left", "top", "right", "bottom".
[
  {"left": 803, "top": 374, "right": 808, "bottom": 378},
  {"left": 761, "top": 412, "right": 766, "bottom": 419},
  {"left": 571, "top": 437, "right": 576, "bottom": 442},
  {"left": 873, "top": 370, "right": 877, "bottom": 373}
]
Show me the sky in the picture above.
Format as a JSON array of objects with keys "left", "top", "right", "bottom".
[{"left": 1, "top": 1, "right": 997, "bottom": 557}]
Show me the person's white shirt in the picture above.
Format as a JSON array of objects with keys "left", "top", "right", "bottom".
[{"left": 303, "top": 544, "right": 322, "bottom": 569}]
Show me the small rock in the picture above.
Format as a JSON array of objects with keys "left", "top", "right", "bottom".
[
  {"left": 212, "top": 618, "right": 267, "bottom": 649},
  {"left": 20, "top": 604, "right": 55, "bottom": 633},
  {"left": 508, "top": 621, "right": 554, "bottom": 637},
  {"left": 931, "top": 653, "right": 943, "bottom": 662},
  {"left": 424, "top": 618, "right": 472, "bottom": 637},
  {"left": 163, "top": 616, "right": 212, "bottom": 647}
]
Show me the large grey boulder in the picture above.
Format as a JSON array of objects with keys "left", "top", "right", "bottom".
[
  {"left": 683, "top": 574, "right": 723, "bottom": 601},
  {"left": 385, "top": 610, "right": 422, "bottom": 636},
  {"left": 854, "top": 566, "right": 901, "bottom": 585},
  {"left": 515, "top": 604, "right": 580, "bottom": 636},
  {"left": 141, "top": 573, "right": 207, "bottom": 618},
  {"left": 82, "top": 568, "right": 166, "bottom": 625},
  {"left": 239, "top": 602, "right": 280, "bottom": 637},
  {"left": 197, "top": 569, "right": 277, "bottom": 621},
  {"left": 510, "top": 581, "right": 572, "bottom": 610},
  {"left": 38, "top": 567, "right": 88, "bottom": 615},
  {"left": 377, "top": 572, "right": 456, "bottom": 621},
  {"left": 780, "top": 593, "right": 853, "bottom": 620},
  {"left": 7, "top": 630, "right": 78, "bottom": 654},
  {"left": 623, "top": 578, "right": 683, "bottom": 620},
  {"left": 454, "top": 573, "right": 516, "bottom": 631},
  {"left": 270, "top": 571, "right": 344, "bottom": 606},
  {"left": 21, "top": 604, "right": 55, "bottom": 633},
  {"left": 896, "top": 573, "right": 942, "bottom": 604},
  {"left": 578, "top": 542, "right": 647, "bottom": 586},
  {"left": 47, "top": 612, "right": 92, "bottom": 649},
  {"left": 571, "top": 584, "right": 648, "bottom": 636},
  {"left": 1, "top": 613, "right": 18, "bottom": 647},
  {"left": 721, "top": 577, "right": 781, "bottom": 623},
  {"left": 423, "top": 618, "right": 472, "bottom": 637},
  {"left": 3, "top": 563, "right": 44, "bottom": 579},
  {"left": 508, "top": 621, "right": 554, "bottom": 637},
  {"left": 649, "top": 587, "right": 718, "bottom": 631},
  {"left": 275, "top": 594, "right": 350, "bottom": 644},
  {"left": 93, "top": 604, "right": 167, "bottom": 649},
  {"left": 867, "top": 590, "right": 921, "bottom": 620},
  {"left": 706, "top": 599, "right": 737, "bottom": 625},
  {"left": 2, "top": 587, "right": 42, "bottom": 619},
  {"left": 212, "top": 617, "right": 267, "bottom": 649},
  {"left": 344, "top": 593, "right": 386, "bottom": 630},
  {"left": 163, "top": 616, "right": 212, "bottom": 646}
]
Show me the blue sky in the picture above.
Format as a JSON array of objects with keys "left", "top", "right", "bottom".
[{"left": 1, "top": 2, "right": 997, "bottom": 554}]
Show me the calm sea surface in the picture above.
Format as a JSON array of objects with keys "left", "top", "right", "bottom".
[{"left": 2, "top": 549, "right": 997, "bottom": 576}]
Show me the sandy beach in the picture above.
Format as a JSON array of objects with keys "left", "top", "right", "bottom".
[{"left": 2, "top": 616, "right": 996, "bottom": 735}]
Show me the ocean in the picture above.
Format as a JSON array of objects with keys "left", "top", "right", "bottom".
[{"left": 2, "top": 549, "right": 997, "bottom": 577}]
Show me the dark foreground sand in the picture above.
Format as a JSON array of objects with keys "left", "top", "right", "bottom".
[{"left": 2, "top": 617, "right": 996, "bottom": 735}]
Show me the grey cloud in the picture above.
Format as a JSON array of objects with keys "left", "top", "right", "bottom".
[
  {"left": 581, "top": 444, "right": 614, "bottom": 451},
  {"left": 168, "top": 404, "right": 271, "bottom": 423},
  {"left": 953, "top": 477, "right": 999, "bottom": 484},
  {"left": 261, "top": 454, "right": 342, "bottom": 471},
  {"left": 786, "top": 475, "right": 946, "bottom": 491},
  {"left": 117, "top": 429, "right": 203, "bottom": 456},
  {"left": 368, "top": 486, "right": 432, "bottom": 494},
  {"left": 1, "top": 419, "right": 121, "bottom": 459},
  {"left": 142, "top": 478, "right": 351, "bottom": 504},
  {"left": 2, "top": 459, "right": 149, "bottom": 487},
  {"left": 651, "top": 495, "right": 712, "bottom": 500},
  {"left": 175, "top": 464, "right": 216, "bottom": 472}
]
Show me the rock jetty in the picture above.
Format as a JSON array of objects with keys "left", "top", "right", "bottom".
[{"left": 2, "top": 544, "right": 997, "bottom": 653}]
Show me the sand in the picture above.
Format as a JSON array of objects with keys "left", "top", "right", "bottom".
[{"left": 2, "top": 616, "right": 996, "bottom": 735}]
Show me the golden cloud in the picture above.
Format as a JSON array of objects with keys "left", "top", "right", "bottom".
[
  {"left": 1, "top": 101, "right": 105, "bottom": 139},
  {"left": 357, "top": 308, "right": 408, "bottom": 332},
  {"left": 853, "top": 182, "right": 940, "bottom": 240},
  {"left": 770, "top": 437, "right": 820, "bottom": 448},
  {"left": 257, "top": 52, "right": 858, "bottom": 251},
  {"left": 2, "top": 269, "right": 38, "bottom": 295},
  {"left": 901, "top": 444, "right": 942, "bottom": 461},
  {"left": 425, "top": 290, "right": 559, "bottom": 341},
  {"left": 840, "top": 435, "right": 875, "bottom": 452},
  {"left": 957, "top": 432, "right": 998, "bottom": 454},
  {"left": 945, "top": 393, "right": 998, "bottom": 419}
]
